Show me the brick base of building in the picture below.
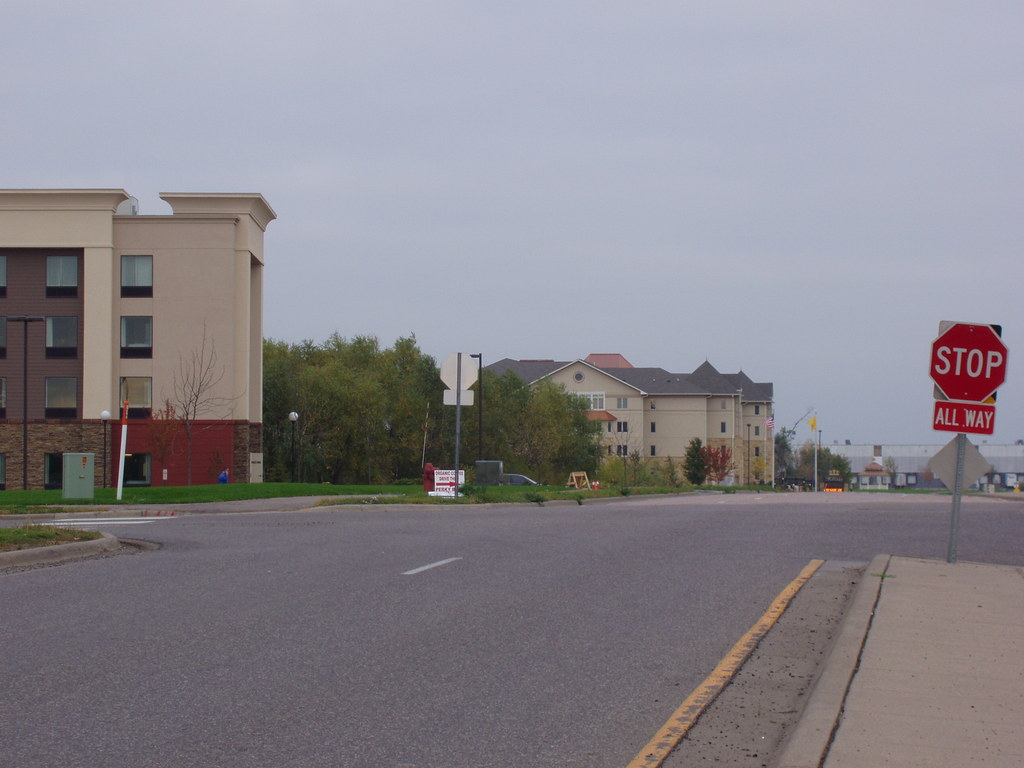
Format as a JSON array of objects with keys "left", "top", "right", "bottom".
[{"left": 0, "top": 419, "right": 262, "bottom": 490}]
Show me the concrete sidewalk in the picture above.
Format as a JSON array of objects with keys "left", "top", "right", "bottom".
[{"left": 779, "top": 555, "right": 1024, "bottom": 768}]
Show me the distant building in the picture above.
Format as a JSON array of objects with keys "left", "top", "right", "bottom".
[
  {"left": 488, "top": 354, "right": 774, "bottom": 484},
  {"left": 829, "top": 442, "right": 1024, "bottom": 490},
  {"left": 0, "top": 189, "right": 275, "bottom": 489}
]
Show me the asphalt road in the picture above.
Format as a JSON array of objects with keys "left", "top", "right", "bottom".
[{"left": 2, "top": 493, "right": 1022, "bottom": 767}]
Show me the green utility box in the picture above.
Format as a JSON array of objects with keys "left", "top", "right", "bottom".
[{"left": 63, "top": 453, "right": 95, "bottom": 499}]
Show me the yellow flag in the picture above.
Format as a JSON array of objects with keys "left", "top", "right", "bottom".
[{"left": 809, "top": 415, "right": 817, "bottom": 431}]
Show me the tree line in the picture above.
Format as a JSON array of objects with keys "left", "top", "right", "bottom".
[{"left": 262, "top": 335, "right": 603, "bottom": 484}]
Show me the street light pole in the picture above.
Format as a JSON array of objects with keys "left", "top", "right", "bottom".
[
  {"left": 746, "top": 423, "right": 751, "bottom": 485},
  {"left": 9, "top": 315, "right": 44, "bottom": 489},
  {"left": 288, "top": 411, "right": 299, "bottom": 483},
  {"left": 469, "top": 353, "right": 483, "bottom": 461}
]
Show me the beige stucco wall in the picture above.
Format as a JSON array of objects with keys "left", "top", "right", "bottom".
[
  {"left": 112, "top": 215, "right": 250, "bottom": 420},
  {"left": 0, "top": 190, "right": 129, "bottom": 247}
]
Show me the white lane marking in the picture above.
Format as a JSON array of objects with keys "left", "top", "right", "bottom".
[
  {"left": 46, "top": 518, "right": 173, "bottom": 526},
  {"left": 401, "top": 557, "right": 463, "bottom": 576}
]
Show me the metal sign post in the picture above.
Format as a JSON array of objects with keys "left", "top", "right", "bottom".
[
  {"left": 947, "top": 433, "right": 967, "bottom": 563},
  {"left": 454, "top": 354, "right": 462, "bottom": 498},
  {"left": 929, "top": 321, "right": 1008, "bottom": 564},
  {"left": 440, "top": 353, "right": 477, "bottom": 499}
]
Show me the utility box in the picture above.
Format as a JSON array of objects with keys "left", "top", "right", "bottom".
[
  {"left": 475, "top": 460, "right": 504, "bottom": 486},
  {"left": 63, "top": 453, "right": 95, "bottom": 499}
]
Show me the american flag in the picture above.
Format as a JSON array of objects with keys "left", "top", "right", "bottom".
[{"left": 763, "top": 416, "right": 775, "bottom": 430}]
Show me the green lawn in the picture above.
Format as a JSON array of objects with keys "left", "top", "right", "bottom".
[
  {"left": 0, "top": 482, "right": 425, "bottom": 513},
  {"left": 0, "top": 479, "right": 811, "bottom": 515},
  {"left": 0, "top": 525, "right": 103, "bottom": 551}
]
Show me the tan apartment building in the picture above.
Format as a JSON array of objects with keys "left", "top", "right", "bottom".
[
  {"left": 488, "top": 354, "right": 775, "bottom": 484},
  {"left": 0, "top": 189, "right": 275, "bottom": 489}
]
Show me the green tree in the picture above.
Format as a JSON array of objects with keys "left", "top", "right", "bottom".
[
  {"left": 463, "top": 371, "right": 601, "bottom": 483},
  {"left": 683, "top": 437, "right": 706, "bottom": 485},
  {"left": 262, "top": 334, "right": 442, "bottom": 484},
  {"left": 261, "top": 336, "right": 601, "bottom": 485},
  {"left": 774, "top": 426, "right": 796, "bottom": 484},
  {"left": 794, "top": 441, "right": 853, "bottom": 488}
]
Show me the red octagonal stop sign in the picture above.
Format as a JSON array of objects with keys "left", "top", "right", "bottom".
[{"left": 930, "top": 322, "right": 1008, "bottom": 402}]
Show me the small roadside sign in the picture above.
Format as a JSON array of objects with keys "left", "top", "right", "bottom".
[{"left": 430, "top": 469, "right": 465, "bottom": 497}]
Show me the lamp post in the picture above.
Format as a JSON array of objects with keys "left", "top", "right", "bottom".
[
  {"left": 100, "top": 410, "right": 112, "bottom": 488},
  {"left": 469, "top": 353, "right": 483, "bottom": 461},
  {"left": 288, "top": 411, "right": 299, "bottom": 483},
  {"left": 9, "top": 315, "right": 44, "bottom": 489},
  {"left": 746, "top": 423, "right": 751, "bottom": 485}
]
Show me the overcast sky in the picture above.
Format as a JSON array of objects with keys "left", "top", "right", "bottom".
[{"left": 5, "top": 1, "right": 1021, "bottom": 445}]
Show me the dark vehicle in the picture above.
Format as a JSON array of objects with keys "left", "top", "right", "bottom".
[{"left": 502, "top": 473, "right": 539, "bottom": 486}]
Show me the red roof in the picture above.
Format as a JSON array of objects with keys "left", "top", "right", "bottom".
[{"left": 585, "top": 353, "right": 633, "bottom": 369}]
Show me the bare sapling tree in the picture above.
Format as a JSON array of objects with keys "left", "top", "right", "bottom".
[
  {"left": 170, "top": 325, "right": 238, "bottom": 485},
  {"left": 149, "top": 399, "right": 180, "bottom": 486}
]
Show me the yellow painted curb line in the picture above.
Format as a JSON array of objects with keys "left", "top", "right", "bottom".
[{"left": 626, "top": 558, "right": 826, "bottom": 768}]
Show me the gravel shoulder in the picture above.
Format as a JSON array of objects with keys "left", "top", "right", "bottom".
[{"left": 660, "top": 560, "right": 865, "bottom": 768}]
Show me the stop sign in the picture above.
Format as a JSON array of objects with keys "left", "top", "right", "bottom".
[{"left": 930, "top": 322, "right": 1008, "bottom": 402}]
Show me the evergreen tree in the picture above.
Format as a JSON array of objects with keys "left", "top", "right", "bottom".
[{"left": 683, "top": 437, "right": 706, "bottom": 485}]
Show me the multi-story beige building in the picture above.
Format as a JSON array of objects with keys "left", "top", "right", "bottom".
[
  {"left": 489, "top": 354, "right": 775, "bottom": 484},
  {"left": 0, "top": 189, "right": 274, "bottom": 489}
]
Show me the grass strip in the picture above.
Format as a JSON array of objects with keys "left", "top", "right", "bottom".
[{"left": 0, "top": 525, "right": 103, "bottom": 552}]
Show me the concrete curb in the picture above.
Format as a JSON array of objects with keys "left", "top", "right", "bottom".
[
  {"left": 0, "top": 532, "right": 121, "bottom": 569},
  {"left": 775, "top": 553, "right": 891, "bottom": 768}
]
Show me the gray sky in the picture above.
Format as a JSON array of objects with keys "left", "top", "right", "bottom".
[{"left": 5, "top": 1, "right": 1022, "bottom": 445}]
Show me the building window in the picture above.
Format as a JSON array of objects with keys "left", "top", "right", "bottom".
[
  {"left": 120, "top": 377, "right": 153, "bottom": 418},
  {"left": 44, "top": 377, "right": 77, "bottom": 418},
  {"left": 755, "top": 447, "right": 761, "bottom": 457},
  {"left": 721, "top": 421, "right": 727, "bottom": 433},
  {"left": 616, "top": 421, "right": 629, "bottom": 433},
  {"left": 650, "top": 421, "right": 656, "bottom": 433},
  {"left": 616, "top": 397, "right": 629, "bottom": 409},
  {"left": 124, "top": 453, "right": 152, "bottom": 486},
  {"left": 44, "top": 453, "right": 63, "bottom": 490},
  {"left": 120, "top": 316, "right": 153, "bottom": 358},
  {"left": 0, "top": 255, "right": 6, "bottom": 298},
  {"left": 616, "top": 445, "right": 630, "bottom": 457},
  {"left": 650, "top": 445, "right": 657, "bottom": 457},
  {"left": 754, "top": 405, "right": 760, "bottom": 415},
  {"left": 45, "top": 317, "right": 78, "bottom": 358},
  {"left": 121, "top": 255, "right": 153, "bottom": 298},
  {"left": 46, "top": 255, "right": 78, "bottom": 297},
  {"left": 0, "top": 453, "right": 5, "bottom": 490},
  {"left": 0, "top": 317, "right": 6, "bottom": 358},
  {"left": 578, "top": 392, "right": 605, "bottom": 410},
  {"left": 650, "top": 401, "right": 656, "bottom": 410},
  {"left": 754, "top": 425, "right": 760, "bottom": 437},
  {"left": 0, "top": 378, "right": 5, "bottom": 419}
]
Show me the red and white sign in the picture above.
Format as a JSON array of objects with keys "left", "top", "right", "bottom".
[
  {"left": 430, "top": 469, "right": 465, "bottom": 497},
  {"left": 930, "top": 322, "right": 1007, "bottom": 403},
  {"left": 933, "top": 401, "right": 996, "bottom": 435}
]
